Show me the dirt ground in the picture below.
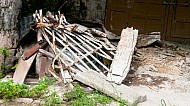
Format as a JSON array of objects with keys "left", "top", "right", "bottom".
[{"left": 122, "top": 34, "right": 190, "bottom": 106}]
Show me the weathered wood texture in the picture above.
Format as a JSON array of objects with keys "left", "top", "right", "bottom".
[
  {"left": 0, "top": 0, "right": 22, "bottom": 65},
  {"left": 107, "top": 28, "right": 138, "bottom": 84},
  {"left": 13, "top": 54, "right": 37, "bottom": 84}
]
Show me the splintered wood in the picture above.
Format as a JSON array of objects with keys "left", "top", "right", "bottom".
[{"left": 107, "top": 28, "right": 138, "bottom": 84}]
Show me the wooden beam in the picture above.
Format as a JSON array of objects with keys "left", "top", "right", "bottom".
[
  {"left": 22, "top": 43, "right": 40, "bottom": 60},
  {"left": 73, "top": 69, "right": 142, "bottom": 104},
  {"left": 107, "top": 28, "right": 138, "bottom": 84}
]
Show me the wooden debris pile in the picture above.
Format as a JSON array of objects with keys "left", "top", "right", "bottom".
[
  {"left": 13, "top": 10, "right": 116, "bottom": 84},
  {"left": 12, "top": 10, "right": 142, "bottom": 102}
]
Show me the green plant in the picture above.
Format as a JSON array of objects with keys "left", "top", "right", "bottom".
[
  {"left": 30, "top": 77, "right": 56, "bottom": 98},
  {"left": 43, "top": 91, "right": 62, "bottom": 106},
  {"left": 161, "top": 99, "right": 167, "bottom": 106},
  {"left": 0, "top": 48, "right": 10, "bottom": 72},
  {"left": 65, "top": 84, "right": 129, "bottom": 106},
  {"left": 65, "top": 84, "right": 112, "bottom": 106},
  {"left": 0, "top": 79, "right": 30, "bottom": 99},
  {"left": 119, "top": 99, "right": 128, "bottom": 106},
  {"left": 11, "top": 64, "right": 17, "bottom": 70},
  {"left": 0, "top": 48, "right": 10, "bottom": 59},
  {"left": 0, "top": 77, "right": 56, "bottom": 100},
  {"left": 0, "top": 64, "right": 8, "bottom": 71},
  {"left": 0, "top": 47, "right": 17, "bottom": 78}
]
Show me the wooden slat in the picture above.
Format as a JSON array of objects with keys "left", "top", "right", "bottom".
[
  {"left": 39, "top": 56, "right": 47, "bottom": 78},
  {"left": 107, "top": 27, "right": 138, "bottom": 84},
  {"left": 22, "top": 43, "right": 40, "bottom": 60},
  {"left": 13, "top": 54, "right": 37, "bottom": 84}
]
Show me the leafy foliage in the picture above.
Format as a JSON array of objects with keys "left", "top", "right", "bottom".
[
  {"left": 0, "top": 80, "right": 30, "bottom": 99},
  {"left": 65, "top": 84, "right": 129, "bottom": 106},
  {"left": 43, "top": 91, "right": 62, "bottom": 106},
  {"left": 30, "top": 77, "right": 56, "bottom": 98},
  {"left": 0, "top": 48, "right": 12, "bottom": 78},
  {"left": 65, "top": 84, "right": 113, "bottom": 106},
  {"left": 0, "top": 77, "right": 56, "bottom": 100},
  {"left": 119, "top": 99, "right": 128, "bottom": 106},
  {"left": 0, "top": 48, "right": 10, "bottom": 59}
]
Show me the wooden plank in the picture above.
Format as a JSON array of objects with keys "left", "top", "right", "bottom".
[
  {"left": 13, "top": 54, "right": 37, "bottom": 84},
  {"left": 22, "top": 43, "right": 40, "bottom": 60},
  {"left": 73, "top": 69, "right": 143, "bottom": 104},
  {"left": 107, "top": 27, "right": 138, "bottom": 84}
]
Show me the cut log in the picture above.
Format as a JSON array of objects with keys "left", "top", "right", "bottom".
[
  {"left": 13, "top": 53, "right": 37, "bottom": 84},
  {"left": 73, "top": 69, "right": 142, "bottom": 103},
  {"left": 107, "top": 27, "right": 138, "bottom": 84}
]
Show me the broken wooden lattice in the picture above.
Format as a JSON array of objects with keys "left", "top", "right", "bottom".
[
  {"left": 13, "top": 10, "right": 142, "bottom": 102},
  {"left": 13, "top": 10, "right": 116, "bottom": 84}
]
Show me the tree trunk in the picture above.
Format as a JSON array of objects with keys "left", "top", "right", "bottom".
[{"left": 0, "top": 0, "right": 22, "bottom": 70}]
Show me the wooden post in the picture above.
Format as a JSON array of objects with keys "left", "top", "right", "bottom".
[{"left": 107, "top": 27, "right": 138, "bottom": 84}]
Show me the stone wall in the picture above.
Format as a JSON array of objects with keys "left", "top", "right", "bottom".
[{"left": 0, "top": 0, "right": 22, "bottom": 67}]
